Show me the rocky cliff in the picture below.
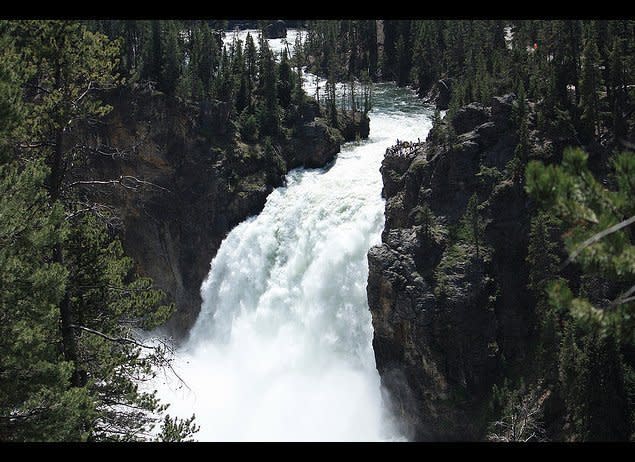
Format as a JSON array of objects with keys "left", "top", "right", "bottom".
[
  {"left": 367, "top": 94, "right": 542, "bottom": 440},
  {"left": 78, "top": 84, "right": 362, "bottom": 339}
]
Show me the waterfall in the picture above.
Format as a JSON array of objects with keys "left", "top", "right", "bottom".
[{"left": 151, "top": 31, "right": 433, "bottom": 441}]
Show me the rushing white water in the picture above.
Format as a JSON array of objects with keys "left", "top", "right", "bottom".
[
  {"left": 222, "top": 28, "right": 306, "bottom": 59},
  {"left": 151, "top": 32, "right": 433, "bottom": 442}
]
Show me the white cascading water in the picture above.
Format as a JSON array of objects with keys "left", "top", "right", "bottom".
[{"left": 151, "top": 31, "right": 433, "bottom": 441}]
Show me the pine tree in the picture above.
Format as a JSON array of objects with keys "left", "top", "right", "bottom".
[
  {"left": 0, "top": 39, "right": 92, "bottom": 439},
  {"left": 578, "top": 332, "right": 631, "bottom": 440},
  {"left": 459, "top": 193, "right": 485, "bottom": 260},
  {"left": 608, "top": 37, "right": 628, "bottom": 142},
  {"left": 578, "top": 28, "right": 602, "bottom": 144},
  {"left": 526, "top": 147, "right": 635, "bottom": 338},
  {"left": 527, "top": 212, "right": 562, "bottom": 301},
  {"left": 527, "top": 211, "right": 564, "bottom": 381},
  {"left": 160, "top": 21, "right": 182, "bottom": 96},
  {"left": 141, "top": 20, "right": 163, "bottom": 84},
  {"left": 257, "top": 42, "right": 279, "bottom": 137},
  {"left": 510, "top": 83, "right": 531, "bottom": 185},
  {"left": 277, "top": 49, "right": 292, "bottom": 110},
  {"left": 2, "top": 20, "right": 198, "bottom": 441},
  {"left": 195, "top": 22, "right": 217, "bottom": 98},
  {"left": 243, "top": 32, "right": 257, "bottom": 113},
  {"left": 0, "top": 159, "right": 95, "bottom": 441},
  {"left": 558, "top": 321, "right": 584, "bottom": 437},
  {"left": 412, "top": 203, "right": 435, "bottom": 241}
]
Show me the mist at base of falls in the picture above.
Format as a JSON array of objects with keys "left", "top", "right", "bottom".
[{"left": 150, "top": 41, "right": 433, "bottom": 439}]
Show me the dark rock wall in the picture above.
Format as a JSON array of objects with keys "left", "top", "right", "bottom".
[
  {"left": 81, "top": 86, "right": 356, "bottom": 339},
  {"left": 367, "top": 94, "right": 537, "bottom": 440}
]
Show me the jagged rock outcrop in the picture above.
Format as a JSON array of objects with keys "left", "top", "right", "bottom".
[
  {"left": 79, "top": 85, "right": 355, "bottom": 339},
  {"left": 264, "top": 20, "right": 287, "bottom": 39},
  {"left": 339, "top": 111, "right": 371, "bottom": 141},
  {"left": 422, "top": 78, "right": 453, "bottom": 110},
  {"left": 367, "top": 94, "right": 541, "bottom": 440}
]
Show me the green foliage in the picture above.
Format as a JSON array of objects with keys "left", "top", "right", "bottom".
[
  {"left": 277, "top": 49, "right": 292, "bottom": 110},
  {"left": 458, "top": 194, "right": 486, "bottom": 260},
  {"left": 305, "top": 19, "right": 635, "bottom": 156},
  {"left": 487, "top": 380, "right": 547, "bottom": 442},
  {"left": 433, "top": 238, "right": 490, "bottom": 304},
  {"left": 527, "top": 148, "right": 635, "bottom": 339},
  {"left": 410, "top": 203, "right": 437, "bottom": 242},
  {"left": 0, "top": 19, "right": 198, "bottom": 441},
  {"left": 159, "top": 21, "right": 182, "bottom": 96},
  {"left": 434, "top": 242, "right": 472, "bottom": 300},
  {"left": 556, "top": 322, "right": 631, "bottom": 440},
  {"left": 527, "top": 147, "right": 635, "bottom": 438},
  {"left": 427, "top": 109, "right": 446, "bottom": 146},
  {"left": 527, "top": 212, "right": 563, "bottom": 312},
  {"left": 476, "top": 165, "right": 504, "bottom": 189},
  {"left": 256, "top": 44, "right": 280, "bottom": 137},
  {"left": 157, "top": 414, "right": 199, "bottom": 442},
  {"left": 0, "top": 160, "right": 93, "bottom": 441},
  {"left": 578, "top": 27, "right": 603, "bottom": 144},
  {"left": 239, "top": 110, "right": 259, "bottom": 143}
]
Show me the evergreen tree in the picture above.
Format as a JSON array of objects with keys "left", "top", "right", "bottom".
[
  {"left": 527, "top": 212, "right": 562, "bottom": 302},
  {"left": 527, "top": 211, "right": 564, "bottom": 380},
  {"left": 578, "top": 28, "right": 603, "bottom": 143},
  {"left": 195, "top": 22, "right": 217, "bottom": 98},
  {"left": 141, "top": 20, "right": 162, "bottom": 84},
  {"left": 0, "top": 39, "right": 91, "bottom": 439},
  {"left": 160, "top": 21, "right": 181, "bottom": 96},
  {"left": 244, "top": 32, "right": 257, "bottom": 111},
  {"left": 459, "top": 193, "right": 485, "bottom": 259},
  {"left": 579, "top": 332, "right": 631, "bottom": 440},
  {"left": 526, "top": 148, "right": 635, "bottom": 338},
  {"left": 1, "top": 20, "right": 197, "bottom": 441},
  {"left": 412, "top": 203, "right": 435, "bottom": 241},
  {"left": 608, "top": 37, "right": 628, "bottom": 142},
  {"left": 257, "top": 43, "right": 279, "bottom": 137},
  {"left": 510, "top": 83, "right": 531, "bottom": 185},
  {"left": 558, "top": 321, "right": 585, "bottom": 437},
  {"left": 277, "top": 49, "right": 292, "bottom": 110}
]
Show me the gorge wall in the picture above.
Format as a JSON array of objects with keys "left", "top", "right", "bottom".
[
  {"left": 367, "top": 94, "right": 541, "bottom": 440},
  {"left": 79, "top": 84, "right": 367, "bottom": 339}
]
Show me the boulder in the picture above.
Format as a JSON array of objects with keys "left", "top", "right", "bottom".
[
  {"left": 436, "top": 78, "right": 453, "bottom": 110},
  {"left": 451, "top": 103, "right": 490, "bottom": 134},
  {"left": 491, "top": 93, "right": 516, "bottom": 131},
  {"left": 474, "top": 121, "right": 500, "bottom": 148},
  {"left": 264, "top": 20, "right": 287, "bottom": 39},
  {"left": 422, "top": 78, "right": 454, "bottom": 110}
]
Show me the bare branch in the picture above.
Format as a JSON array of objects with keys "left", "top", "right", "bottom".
[
  {"left": 70, "top": 324, "right": 155, "bottom": 350},
  {"left": 561, "top": 214, "right": 635, "bottom": 269},
  {"left": 67, "top": 175, "right": 171, "bottom": 193},
  {"left": 72, "top": 81, "right": 93, "bottom": 108},
  {"left": 611, "top": 284, "right": 635, "bottom": 308}
]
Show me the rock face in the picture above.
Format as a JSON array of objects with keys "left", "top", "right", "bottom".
[
  {"left": 264, "top": 20, "right": 287, "bottom": 39},
  {"left": 367, "top": 94, "right": 539, "bottom": 440},
  {"left": 80, "top": 85, "right": 353, "bottom": 339},
  {"left": 422, "top": 78, "right": 453, "bottom": 110},
  {"left": 339, "top": 111, "right": 371, "bottom": 141}
]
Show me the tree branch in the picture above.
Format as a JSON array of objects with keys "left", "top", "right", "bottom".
[
  {"left": 67, "top": 175, "right": 171, "bottom": 193},
  {"left": 70, "top": 324, "right": 155, "bottom": 350},
  {"left": 611, "top": 284, "right": 635, "bottom": 308},
  {"left": 561, "top": 214, "right": 635, "bottom": 269}
]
